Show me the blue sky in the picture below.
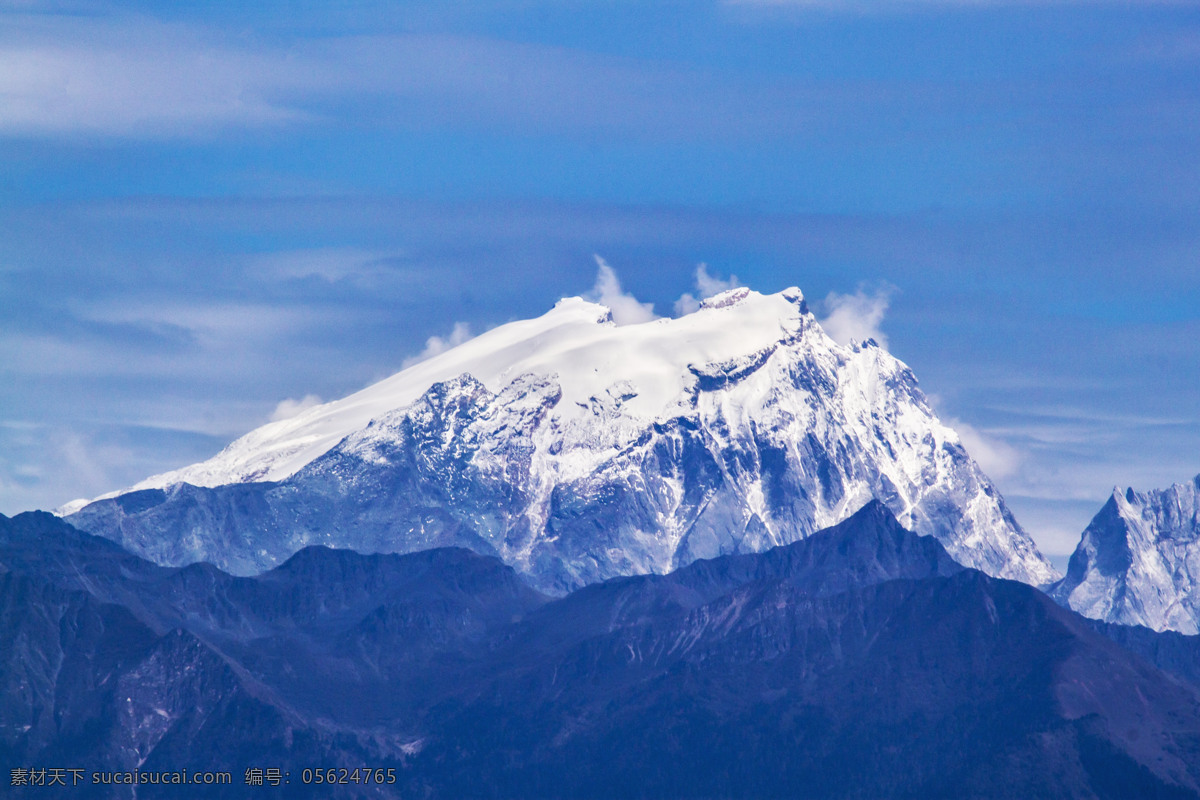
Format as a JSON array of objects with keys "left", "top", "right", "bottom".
[{"left": 2, "top": 0, "right": 1198, "bottom": 561}]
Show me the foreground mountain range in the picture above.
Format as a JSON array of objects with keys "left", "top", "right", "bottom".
[
  {"left": 5, "top": 503, "right": 1200, "bottom": 798},
  {"left": 63, "top": 287, "right": 1056, "bottom": 594}
]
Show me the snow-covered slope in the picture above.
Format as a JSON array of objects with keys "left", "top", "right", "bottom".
[
  {"left": 67, "top": 287, "right": 1058, "bottom": 592},
  {"left": 1051, "top": 476, "right": 1200, "bottom": 634},
  {"left": 100, "top": 289, "right": 804, "bottom": 493}
]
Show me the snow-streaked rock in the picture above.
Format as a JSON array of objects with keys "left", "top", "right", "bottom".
[
  {"left": 66, "top": 287, "right": 1058, "bottom": 592},
  {"left": 1051, "top": 475, "right": 1200, "bottom": 634},
  {"left": 86, "top": 289, "right": 808, "bottom": 494}
]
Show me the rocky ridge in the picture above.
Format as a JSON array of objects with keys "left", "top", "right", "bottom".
[{"left": 1052, "top": 475, "right": 1200, "bottom": 634}]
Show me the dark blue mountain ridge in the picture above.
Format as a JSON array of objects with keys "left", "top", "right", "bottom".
[{"left": 3, "top": 504, "right": 1200, "bottom": 798}]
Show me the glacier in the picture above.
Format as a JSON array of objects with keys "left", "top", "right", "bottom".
[{"left": 66, "top": 286, "right": 1058, "bottom": 593}]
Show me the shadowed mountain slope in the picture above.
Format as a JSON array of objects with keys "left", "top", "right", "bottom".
[
  {"left": 2, "top": 505, "right": 1197, "bottom": 798},
  {"left": 1052, "top": 475, "right": 1200, "bottom": 635}
]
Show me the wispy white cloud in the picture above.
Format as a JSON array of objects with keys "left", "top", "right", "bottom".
[
  {"left": 588, "top": 256, "right": 658, "bottom": 325},
  {"left": 0, "top": 300, "right": 354, "bottom": 384},
  {"left": 999, "top": 495, "right": 1105, "bottom": 557},
  {"left": 949, "top": 418, "right": 1022, "bottom": 480},
  {"left": 0, "top": 12, "right": 836, "bottom": 141},
  {"left": 981, "top": 404, "right": 1193, "bottom": 428},
  {"left": 50, "top": 428, "right": 118, "bottom": 493},
  {"left": 674, "top": 263, "right": 742, "bottom": 316},
  {"left": 270, "top": 394, "right": 323, "bottom": 422},
  {"left": 79, "top": 300, "right": 330, "bottom": 348},
  {"left": 817, "top": 284, "right": 894, "bottom": 348},
  {"left": 401, "top": 321, "right": 474, "bottom": 368},
  {"left": 253, "top": 248, "right": 397, "bottom": 284},
  {"left": 0, "top": 16, "right": 305, "bottom": 136},
  {"left": 0, "top": 423, "right": 136, "bottom": 514}
]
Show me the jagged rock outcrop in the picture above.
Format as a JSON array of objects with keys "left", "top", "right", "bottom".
[{"left": 1051, "top": 475, "right": 1200, "bottom": 634}]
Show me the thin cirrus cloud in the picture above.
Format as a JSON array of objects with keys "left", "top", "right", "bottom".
[
  {"left": 0, "top": 298, "right": 343, "bottom": 383},
  {"left": 0, "top": 16, "right": 304, "bottom": 136},
  {"left": 0, "top": 12, "right": 843, "bottom": 142},
  {"left": 250, "top": 248, "right": 417, "bottom": 290}
]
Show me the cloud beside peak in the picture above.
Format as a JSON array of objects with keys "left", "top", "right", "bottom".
[
  {"left": 270, "top": 394, "right": 323, "bottom": 422},
  {"left": 589, "top": 256, "right": 658, "bottom": 325},
  {"left": 401, "top": 321, "right": 474, "bottom": 368},
  {"left": 818, "top": 285, "right": 894, "bottom": 348},
  {"left": 674, "top": 264, "right": 742, "bottom": 316},
  {"left": 950, "top": 418, "right": 1023, "bottom": 481}
]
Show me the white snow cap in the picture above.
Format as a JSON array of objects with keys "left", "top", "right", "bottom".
[{"left": 99, "top": 286, "right": 814, "bottom": 496}]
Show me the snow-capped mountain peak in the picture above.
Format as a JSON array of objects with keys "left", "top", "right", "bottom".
[
  {"left": 67, "top": 285, "right": 1058, "bottom": 592},
  {"left": 111, "top": 287, "right": 810, "bottom": 494},
  {"left": 1051, "top": 475, "right": 1200, "bottom": 633}
]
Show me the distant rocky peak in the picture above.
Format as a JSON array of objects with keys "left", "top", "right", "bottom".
[{"left": 1051, "top": 474, "right": 1200, "bottom": 634}]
